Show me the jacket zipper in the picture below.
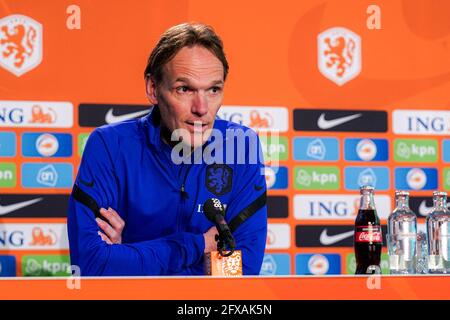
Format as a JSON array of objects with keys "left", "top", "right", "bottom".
[{"left": 176, "top": 164, "right": 193, "bottom": 231}]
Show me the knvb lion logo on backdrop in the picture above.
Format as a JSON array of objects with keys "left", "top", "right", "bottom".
[
  {"left": 317, "top": 27, "right": 361, "bottom": 86},
  {"left": 0, "top": 14, "right": 42, "bottom": 77}
]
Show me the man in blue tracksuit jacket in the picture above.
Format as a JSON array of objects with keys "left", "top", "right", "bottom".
[{"left": 67, "top": 22, "right": 267, "bottom": 276}]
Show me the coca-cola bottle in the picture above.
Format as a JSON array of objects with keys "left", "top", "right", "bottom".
[{"left": 354, "top": 186, "right": 382, "bottom": 274}]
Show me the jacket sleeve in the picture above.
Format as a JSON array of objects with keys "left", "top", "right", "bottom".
[
  {"left": 67, "top": 128, "right": 204, "bottom": 276},
  {"left": 225, "top": 133, "right": 268, "bottom": 275}
]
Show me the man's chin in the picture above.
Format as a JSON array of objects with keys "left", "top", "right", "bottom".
[
  {"left": 170, "top": 125, "right": 215, "bottom": 148},
  {"left": 184, "top": 132, "right": 210, "bottom": 148}
]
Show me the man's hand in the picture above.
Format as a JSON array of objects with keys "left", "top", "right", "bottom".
[
  {"left": 203, "top": 226, "right": 219, "bottom": 253},
  {"left": 96, "top": 207, "right": 125, "bottom": 244}
]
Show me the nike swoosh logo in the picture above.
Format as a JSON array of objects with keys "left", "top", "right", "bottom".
[
  {"left": 319, "top": 229, "right": 354, "bottom": 245},
  {"left": 317, "top": 113, "right": 362, "bottom": 129},
  {"left": 418, "top": 201, "right": 433, "bottom": 217},
  {"left": 418, "top": 200, "right": 450, "bottom": 216},
  {"left": 0, "top": 198, "right": 43, "bottom": 216},
  {"left": 105, "top": 109, "right": 149, "bottom": 124},
  {"left": 79, "top": 178, "right": 94, "bottom": 187},
  {"left": 254, "top": 185, "right": 264, "bottom": 191}
]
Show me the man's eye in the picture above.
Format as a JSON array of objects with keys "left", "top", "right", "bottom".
[
  {"left": 176, "top": 86, "right": 190, "bottom": 93},
  {"left": 210, "top": 87, "right": 222, "bottom": 93}
]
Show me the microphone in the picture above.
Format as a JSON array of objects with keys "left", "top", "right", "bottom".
[{"left": 203, "top": 198, "right": 236, "bottom": 257}]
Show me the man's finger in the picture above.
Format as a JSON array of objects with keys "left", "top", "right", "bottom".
[
  {"left": 98, "top": 231, "right": 113, "bottom": 245},
  {"left": 96, "top": 217, "right": 118, "bottom": 240},
  {"left": 100, "top": 207, "right": 125, "bottom": 231},
  {"left": 107, "top": 207, "right": 125, "bottom": 230}
]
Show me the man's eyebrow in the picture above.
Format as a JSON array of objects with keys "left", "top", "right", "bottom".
[
  {"left": 174, "top": 77, "right": 190, "bottom": 83},
  {"left": 210, "top": 80, "right": 224, "bottom": 86},
  {"left": 174, "top": 77, "right": 224, "bottom": 86}
]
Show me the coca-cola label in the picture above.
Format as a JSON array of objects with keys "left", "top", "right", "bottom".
[{"left": 355, "top": 225, "right": 382, "bottom": 243}]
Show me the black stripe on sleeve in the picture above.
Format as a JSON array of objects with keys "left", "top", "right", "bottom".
[
  {"left": 228, "top": 192, "right": 267, "bottom": 233},
  {"left": 72, "top": 184, "right": 107, "bottom": 221}
]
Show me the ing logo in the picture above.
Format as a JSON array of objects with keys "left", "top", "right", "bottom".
[
  {"left": 318, "top": 27, "right": 361, "bottom": 86},
  {"left": 0, "top": 14, "right": 43, "bottom": 76}
]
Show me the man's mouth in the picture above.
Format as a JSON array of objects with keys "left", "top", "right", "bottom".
[{"left": 186, "top": 121, "right": 209, "bottom": 132}]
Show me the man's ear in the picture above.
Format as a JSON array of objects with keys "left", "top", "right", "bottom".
[{"left": 145, "top": 76, "right": 158, "bottom": 105}]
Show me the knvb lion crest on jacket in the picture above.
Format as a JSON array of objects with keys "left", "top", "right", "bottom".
[
  {"left": 317, "top": 27, "right": 361, "bottom": 86},
  {"left": 206, "top": 164, "right": 233, "bottom": 196},
  {"left": 0, "top": 14, "right": 43, "bottom": 77}
]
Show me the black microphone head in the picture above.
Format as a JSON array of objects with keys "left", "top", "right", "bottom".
[{"left": 203, "top": 198, "right": 225, "bottom": 222}]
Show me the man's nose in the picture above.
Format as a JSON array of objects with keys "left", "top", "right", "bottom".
[{"left": 191, "top": 91, "right": 208, "bottom": 117}]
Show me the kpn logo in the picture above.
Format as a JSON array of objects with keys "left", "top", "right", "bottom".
[
  {"left": 294, "top": 166, "right": 340, "bottom": 190},
  {"left": 22, "top": 255, "right": 71, "bottom": 276},
  {"left": 346, "top": 253, "right": 389, "bottom": 274},
  {"left": 394, "top": 139, "right": 438, "bottom": 163},
  {"left": 259, "top": 136, "right": 288, "bottom": 163},
  {"left": 78, "top": 133, "right": 90, "bottom": 156},
  {"left": 444, "top": 168, "right": 450, "bottom": 191},
  {"left": 0, "top": 163, "right": 16, "bottom": 187}
]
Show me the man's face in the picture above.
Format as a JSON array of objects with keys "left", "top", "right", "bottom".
[{"left": 146, "top": 45, "right": 225, "bottom": 148}]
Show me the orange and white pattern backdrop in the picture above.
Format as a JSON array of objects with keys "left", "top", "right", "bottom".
[{"left": 0, "top": 0, "right": 449, "bottom": 277}]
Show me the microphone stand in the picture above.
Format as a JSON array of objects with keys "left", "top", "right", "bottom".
[{"left": 215, "top": 232, "right": 235, "bottom": 257}]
